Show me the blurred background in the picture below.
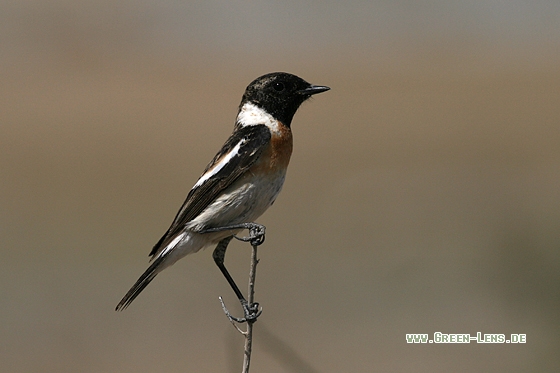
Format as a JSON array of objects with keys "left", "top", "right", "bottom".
[{"left": 1, "top": 1, "right": 559, "bottom": 372}]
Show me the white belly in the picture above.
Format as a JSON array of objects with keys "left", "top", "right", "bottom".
[{"left": 186, "top": 171, "right": 287, "bottom": 232}]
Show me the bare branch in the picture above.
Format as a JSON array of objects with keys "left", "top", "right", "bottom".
[
  {"left": 217, "top": 225, "right": 264, "bottom": 373},
  {"left": 241, "top": 243, "right": 259, "bottom": 373}
]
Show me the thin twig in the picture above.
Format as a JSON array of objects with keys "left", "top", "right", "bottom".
[
  {"left": 242, "top": 243, "right": 259, "bottom": 373},
  {"left": 217, "top": 225, "right": 263, "bottom": 372},
  {"left": 219, "top": 297, "right": 246, "bottom": 334}
]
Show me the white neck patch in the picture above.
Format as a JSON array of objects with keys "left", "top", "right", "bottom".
[{"left": 236, "top": 102, "right": 280, "bottom": 133}]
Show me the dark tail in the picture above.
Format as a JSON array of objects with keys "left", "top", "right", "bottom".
[{"left": 116, "top": 255, "right": 166, "bottom": 311}]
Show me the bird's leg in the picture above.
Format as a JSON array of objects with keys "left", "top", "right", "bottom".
[
  {"left": 202, "top": 222, "right": 266, "bottom": 246},
  {"left": 211, "top": 235, "right": 263, "bottom": 323},
  {"left": 201, "top": 223, "right": 265, "bottom": 321},
  {"left": 212, "top": 236, "right": 244, "bottom": 303}
]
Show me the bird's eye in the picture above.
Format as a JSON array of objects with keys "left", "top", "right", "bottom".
[{"left": 273, "top": 82, "right": 285, "bottom": 91}]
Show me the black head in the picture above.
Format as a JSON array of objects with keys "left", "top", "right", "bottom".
[{"left": 240, "top": 72, "right": 330, "bottom": 127}]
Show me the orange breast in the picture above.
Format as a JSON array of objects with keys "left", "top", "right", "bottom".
[{"left": 250, "top": 122, "right": 293, "bottom": 174}]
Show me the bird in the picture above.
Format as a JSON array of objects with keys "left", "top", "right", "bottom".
[{"left": 116, "top": 72, "right": 329, "bottom": 315}]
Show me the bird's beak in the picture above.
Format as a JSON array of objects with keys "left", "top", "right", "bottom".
[{"left": 298, "top": 85, "right": 330, "bottom": 95}]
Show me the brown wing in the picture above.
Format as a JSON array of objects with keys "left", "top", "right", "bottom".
[{"left": 148, "top": 124, "right": 271, "bottom": 258}]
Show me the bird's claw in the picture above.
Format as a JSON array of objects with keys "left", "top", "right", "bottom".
[
  {"left": 234, "top": 224, "right": 265, "bottom": 246},
  {"left": 219, "top": 297, "right": 262, "bottom": 324},
  {"left": 242, "top": 301, "right": 262, "bottom": 322}
]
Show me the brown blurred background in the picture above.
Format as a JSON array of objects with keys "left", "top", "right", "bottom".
[{"left": 1, "top": 1, "right": 560, "bottom": 372}]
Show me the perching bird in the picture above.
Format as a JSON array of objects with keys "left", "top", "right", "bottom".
[{"left": 116, "top": 72, "right": 329, "bottom": 316}]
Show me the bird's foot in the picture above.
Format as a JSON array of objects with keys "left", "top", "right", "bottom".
[
  {"left": 219, "top": 297, "right": 262, "bottom": 324},
  {"left": 233, "top": 223, "right": 266, "bottom": 247}
]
